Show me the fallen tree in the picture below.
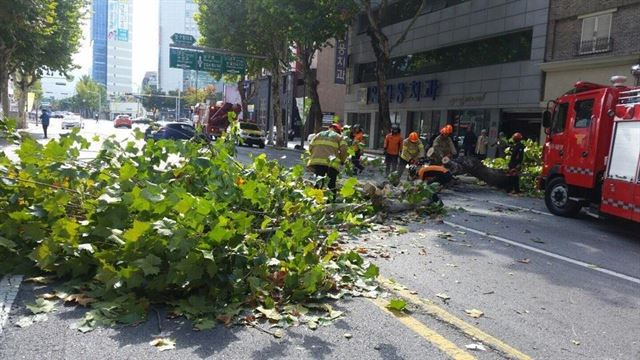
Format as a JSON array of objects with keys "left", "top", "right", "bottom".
[
  {"left": 0, "top": 119, "right": 439, "bottom": 332},
  {"left": 447, "top": 156, "right": 512, "bottom": 189}
]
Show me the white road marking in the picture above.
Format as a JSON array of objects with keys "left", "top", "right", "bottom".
[
  {"left": 443, "top": 221, "right": 640, "bottom": 285},
  {"left": 447, "top": 193, "right": 552, "bottom": 216},
  {"left": 0, "top": 275, "right": 23, "bottom": 335}
]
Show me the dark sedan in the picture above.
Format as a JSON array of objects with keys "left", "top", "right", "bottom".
[{"left": 144, "top": 122, "right": 211, "bottom": 142}]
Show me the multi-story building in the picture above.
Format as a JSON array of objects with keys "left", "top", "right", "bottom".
[
  {"left": 158, "top": 0, "right": 214, "bottom": 92},
  {"left": 106, "top": 0, "right": 133, "bottom": 94},
  {"left": 91, "top": 0, "right": 133, "bottom": 94},
  {"left": 41, "top": 74, "right": 75, "bottom": 100},
  {"left": 345, "top": 0, "right": 550, "bottom": 149},
  {"left": 142, "top": 71, "right": 158, "bottom": 91},
  {"left": 91, "top": 0, "right": 108, "bottom": 86},
  {"left": 540, "top": 0, "right": 640, "bottom": 102}
]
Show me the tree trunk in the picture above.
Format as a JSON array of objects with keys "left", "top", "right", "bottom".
[
  {"left": 237, "top": 79, "right": 250, "bottom": 121},
  {"left": 0, "top": 63, "right": 9, "bottom": 116},
  {"left": 17, "top": 78, "right": 28, "bottom": 128},
  {"left": 308, "top": 79, "right": 322, "bottom": 133},
  {"left": 448, "top": 156, "right": 511, "bottom": 189},
  {"left": 270, "top": 69, "right": 285, "bottom": 147},
  {"left": 375, "top": 56, "right": 391, "bottom": 136}
]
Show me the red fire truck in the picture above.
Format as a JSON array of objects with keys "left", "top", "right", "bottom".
[{"left": 539, "top": 76, "right": 640, "bottom": 223}]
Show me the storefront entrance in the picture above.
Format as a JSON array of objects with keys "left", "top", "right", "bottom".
[{"left": 500, "top": 112, "right": 542, "bottom": 143}]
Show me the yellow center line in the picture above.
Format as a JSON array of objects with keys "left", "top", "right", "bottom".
[
  {"left": 378, "top": 276, "right": 533, "bottom": 360},
  {"left": 371, "top": 297, "right": 476, "bottom": 360}
]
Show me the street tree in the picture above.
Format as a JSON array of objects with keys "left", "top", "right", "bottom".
[
  {"left": 283, "top": 0, "right": 358, "bottom": 134},
  {"left": 357, "top": 0, "right": 426, "bottom": 136},
  {"left": 0, "top": 0, "right": 52, "bottom": 116},
  {"left": 182, "top": 84, "right": 216, "bottom": 108},
  {"left": 75, "top": 75, "right": 107, "bottom": 118},
  {"left": 2, "top": 0, "right": 84, "bottom": 127},
  {"left": 197, "top": 0, "right": 291, "bottom": 146}
]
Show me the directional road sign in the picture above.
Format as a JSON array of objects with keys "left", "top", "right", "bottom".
[
  {"left": 169, "top": 47, "right": 245, "bottom": 74},
  {"left": 170, "top": 33, "right": 196, "bottom": 46}
]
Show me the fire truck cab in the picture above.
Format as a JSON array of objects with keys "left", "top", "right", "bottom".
[{"left": 540, "top": 77, "right": 640, "bottom": 223}]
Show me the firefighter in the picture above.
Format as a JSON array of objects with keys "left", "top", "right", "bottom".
[
  {"left": 429, "top": 125, "right": 457, "bottom": 165},
  {"left": 507, "top": 132, "right": 525, "bottom": 194},
  {"left": 350, "top": 124, "right": 366, "bottom": 175},
  {"left": 384, "top": 124, "right": 403, "bottom": 175},
  {"left": 417, "top": 164, "right": 453, "bottom": 186},
  {"left": 307, "top": 123, "right": 349, "bottom": 197},
  {"left": 399, "top": 132, "right": 425, "bottom": 178}
]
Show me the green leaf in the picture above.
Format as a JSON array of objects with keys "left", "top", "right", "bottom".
[
  {"left": 363, "top": 264, "right": 379, "bottom": 279},
  {"left": 26, "top": 299, "right": 56, "bottom": 314},
  {"left": 340, "top": 177, "right": 358, "bottom": 198},
  {"left": 119, "top": 162, "right": 137, "bottom": 181},
  {"left": 123, "top": 220, "right": 151, "bottom": 242},
  {"left": 134, "top": 254, "right": 162, "bottom": 276},
  {"left": 0, "top": 236, "right": 17, "bottom": 252},
  {"left": 386, "top": 299, "right": 407, "bottom": 312}
]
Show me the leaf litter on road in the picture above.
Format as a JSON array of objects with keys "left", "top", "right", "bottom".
[
  {"left": 465, "top": 343, "right": 487, "bottom": 351},
  {"left": 386, "top": 299, "right": 407, "bottom": 312},
  {"left": 26, "top": 298, "right": 56, "bottom": 314},
  {"left": 15, "top": 314, "right": 48, "bottom": 328},
  {"left": 149, "top": 338, "right": 176, "bottom": 351},
  {"left": 435, "top": 293, "right": 451, "bottom": 302},
  {"left": 517, "top": 258, "right": 531, "bottom": 264},
  {"left": 464, "top": 309, "right": 484, "bottom": 318}
]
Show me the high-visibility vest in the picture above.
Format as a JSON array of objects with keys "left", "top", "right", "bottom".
[
  {"left": 400, "top": 139, "right": 425, "bottom": 162},
  {"left": 308, "top": 130, "right": 349, "bottom": 170}
]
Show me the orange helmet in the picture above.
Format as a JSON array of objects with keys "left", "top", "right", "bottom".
[
  {"left": 440, "top": 124, "right": 453, "bottom": 136},
  {"left": 329, "top": 123, "right": 343, "bottom": 134},
  {"left": 409, "top": 132, "right": 419, "bottom": 143},
  {"left": 512, "top": 132, "right": 523, "bottom": 141}
]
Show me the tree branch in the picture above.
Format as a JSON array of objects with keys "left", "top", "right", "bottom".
[{"left": 389, "top": 0, "right": 427, "bottom": 53}]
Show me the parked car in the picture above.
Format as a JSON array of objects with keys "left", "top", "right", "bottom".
[
  {"left": 144, "top": 122, "right": 207, "bottom": 141},
  {"left": 114, "top": 115, "right": 132, "bottom": 128},
  {"left": 237, "top": 122, "right": 266, "bottom": 148},
  {"left": 61, "top": 113, "right": 83, "bottom": 129}
]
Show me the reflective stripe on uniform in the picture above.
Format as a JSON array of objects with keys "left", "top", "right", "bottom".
[{"left": 311, "top": 139, "right": 340, "bottom": 149}]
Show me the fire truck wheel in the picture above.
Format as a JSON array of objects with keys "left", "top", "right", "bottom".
[{"left": 545, "top": 177, "right": 581, "bottom": 217}]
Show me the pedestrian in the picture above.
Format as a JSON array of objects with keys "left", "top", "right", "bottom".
[
  {"left": 507, "top": 132, "right": 525, "bottom": 194},
  {"left": 39, "top": 109, "right": 50, "bottom": 139},
  {"left": 429, "top": 125, "right": 457, "bottom": 165},
  {"left": 307, "top": 123, "right": 349, "bottom": 198},
  {"left": 493, "top": 132, "right": 508, "bottom": 158},
  {"left": 475, "top": 129, "right": 489, "bottom": 160},
  {"left": 95, "top": 113, "right": 99, "bottom": 123},
  {"left": 383, "top": 124, "right": 402, "bottom": 175},
  {"left": 398, "top": 131, "right": 425, "bottom": 178},
  {"left": 462, "top": 126, "right": 477, "bottom": 157},
  {"left": 350, "top": 124, "right": 365, "bottom": 175}
]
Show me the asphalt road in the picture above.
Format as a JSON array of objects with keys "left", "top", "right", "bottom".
[{"left": 1, "top": 122, "right": 639, "bottom": 359}]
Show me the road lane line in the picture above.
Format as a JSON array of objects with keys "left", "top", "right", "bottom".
[
  {"left": 446, "top": 193, "right": 552, "bottom": 216},
  {"left": 370, "top": 297, "right": 476, "bottom": 360},
  {"left": 378, "top": 276, "right": 533, "bottom": 360},
  {"left": 0, "top": 275, "right": 23, "bottom": 335},
  {"left": 444, "top": 221, "right": 640, "bottom": 285}
]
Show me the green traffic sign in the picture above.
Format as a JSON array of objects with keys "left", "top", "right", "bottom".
[
  {"left": 224, "top": 55, "right": 247, "bottom": 75},
  {"left": 170, "top": 47, "right": 246, "bottom": 75},
  {"left": 171, "top": 33, "right": 196, "bottom": 46}
]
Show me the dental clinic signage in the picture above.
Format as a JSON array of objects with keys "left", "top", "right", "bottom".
[{"left": 366, "top": 79, "right": 439, "bottom": 104}]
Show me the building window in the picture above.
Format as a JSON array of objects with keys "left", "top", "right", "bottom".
[
  {"left": 357, "top": 0, "right": 469, "bottom": 33},
  {"left": 355, "top": 30, "right": 533, "bottom": 83},
  {"left": 579, "top": 12, "right": 613, "bottom": 55}
]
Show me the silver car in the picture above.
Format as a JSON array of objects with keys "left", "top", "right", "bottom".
[{"left": 61, "top": 113, "right": 84, "bottom": 129}]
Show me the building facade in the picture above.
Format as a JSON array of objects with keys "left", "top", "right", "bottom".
[
  {"left": 142, "top": 71, "right": 158, "bottom": 91},
  {"left": 540, "top": 0, "right": 640, "bottom": 102},
  {"left": 345, "top": 0, "right": 550, "bottom": 149},
  {"left": 158, "top": 0, "right": 214, "bottom": 92},
  {"left": 105, "top": 0, "right": 133, "bottom": 94},
  {"left": 91, "top": 0, "right": 108, "bottom": 86}
]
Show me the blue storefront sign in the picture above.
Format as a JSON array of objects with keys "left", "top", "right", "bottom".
[
  {"left": 367, "top": 79, "right": 439, "bottom": 104},
  {"left": 116, "top": 28, "right": 128, "bottom": 42}
]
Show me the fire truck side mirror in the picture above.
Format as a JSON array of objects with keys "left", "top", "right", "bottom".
[{"left": 542, "top": 110, "right": 552, "bottom": 128}]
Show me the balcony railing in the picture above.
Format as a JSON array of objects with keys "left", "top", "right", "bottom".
[{"left": 577, "top": 37, "right": 613, "bottom": 55}]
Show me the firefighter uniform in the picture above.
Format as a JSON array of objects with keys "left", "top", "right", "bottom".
[
  {"left": 430, "top": 134, "right": 457, "bottom": 164},
  {"left": 398, "top": 133, "right": 425, "bottom": 177},
  {"left": 308, "top": 128, "right": 349, "bottom": 195}
]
